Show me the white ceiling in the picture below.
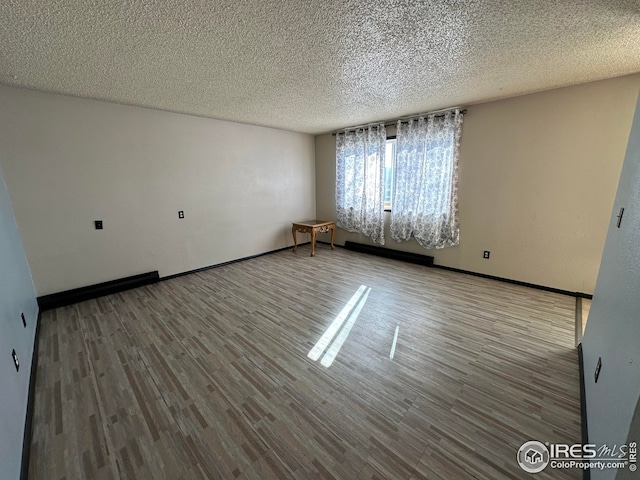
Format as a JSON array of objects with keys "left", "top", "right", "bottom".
[{"left": 1, "top": 1, "right": 639, "bottom": 134}]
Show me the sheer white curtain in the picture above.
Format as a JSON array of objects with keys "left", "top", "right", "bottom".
[
  {"left": 335, "top": 124, "right": 386, "bottom": 245},
  {"left": 390, "top": 110, "right": 463, "bottom": 248}
]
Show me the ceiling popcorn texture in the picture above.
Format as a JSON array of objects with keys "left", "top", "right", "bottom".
[{"left": 1, "top": 1, "right": 639, "bottom": 134}]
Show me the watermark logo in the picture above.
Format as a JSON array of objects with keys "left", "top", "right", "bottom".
[
  {"left": 517, "top": 441, "right": 550, "bottom": 473},
  {"left": 517, "top": 440, "right": 637, "bottom": 473}
]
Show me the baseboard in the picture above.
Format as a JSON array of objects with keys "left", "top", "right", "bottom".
[
  {"left": 578, "top": 343, "right": 590, "bottom": 480},
  {"left": 36, "top": 244, "right": 310, "bottom": 310},
  {"left": 161, "top": 244, "right": 308, "bottom": 282},
  {"left": 37, "top": 271, "right": 160, "bottom": 311},
  {"left": 432, "top": 264, "right": 593, "bottom": 299},
  {"left": 344, "top": 241, "right": 434, "bottom": 267},
  {"left": 20, "top": 310, "right": 42, "bottom": 480},
  {"left": 341, "top": 241, "right": 591, "bottom": 299}
]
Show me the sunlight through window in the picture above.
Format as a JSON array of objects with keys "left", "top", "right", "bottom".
[
  {"left": 389, "top": 324, "right": 399, "bottom": 360},
  {"left": 307, "top": 285, "right": 371, "bottom": 367},
  {"left": 320, "top": 287, "right": 371, "bottom": 367}
]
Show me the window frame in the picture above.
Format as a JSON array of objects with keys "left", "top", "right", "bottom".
[{"left": 383, "top": 136, "right": 396, "bottom": 212}]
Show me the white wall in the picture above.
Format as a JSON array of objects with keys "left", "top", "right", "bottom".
[
  {"left": 0, "top": 86, "right": 316, "bottom": 296},
  {"left": 316, "top": 74, "right": 640, "bottom": 294},
  {"left": 581, "top": 91, "right": 640, "bottom": 480},
  {"left": 0, "top": 164, "right": 38, "bottom": 480}
]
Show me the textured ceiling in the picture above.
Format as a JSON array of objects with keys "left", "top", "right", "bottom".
[{"left": 1, "top": 1, "right": 639, "bottom": 134}]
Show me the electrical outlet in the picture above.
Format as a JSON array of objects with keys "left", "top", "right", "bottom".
[
  {"left": 483, "top": 251, "right": 490, "bottom": 259},
  {"left": 595, "top": 357, "right": 602, "bottom": 382},
  {"left": 21, "top": 313, "right": 26, "bottom": 328},
  {"left": 178, "top": 211, "right": 184, "bottom": 219},
  {"left": 11, "top": 349, "right": 19, "bottom": 372},
  {"left": 95, "top": 220, "right": 103, "bottom": 230}
]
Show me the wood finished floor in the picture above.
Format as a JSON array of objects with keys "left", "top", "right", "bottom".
[{"left": 29, "top": 245, "right": 581, "bottom": 479}]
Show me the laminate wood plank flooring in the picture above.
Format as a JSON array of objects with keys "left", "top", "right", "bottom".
[{"left": 29, "top": 246, "right": 581, "bottom": 479}]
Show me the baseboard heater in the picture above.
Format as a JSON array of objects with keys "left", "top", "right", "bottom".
[
  {"left": 344, "top": 241, "right": 434, "bottom": 267},
  {"left": 37, "top": 271, "right": 160, "bottom": 311}
]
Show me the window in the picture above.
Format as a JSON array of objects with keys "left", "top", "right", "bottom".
[
  {"left": 335, "top": 110, "right": 463, "bottom": 248},
  {"left": 383, "top": 138, "right": 396, "bottom": 210},
  {"left": 335, "top": 124, "right": 387, "bottom": 245},
  {"left": 390, "top": 112, "right": 463, "bottom": 248}
]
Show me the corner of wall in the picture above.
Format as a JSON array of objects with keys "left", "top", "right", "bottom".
[{"left": 0, "top": 164, "right": 39, "bottom": 480}]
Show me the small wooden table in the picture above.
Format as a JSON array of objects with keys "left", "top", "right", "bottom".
[{"left": 292, "top": 220, "right": 336, "bottom": 257}]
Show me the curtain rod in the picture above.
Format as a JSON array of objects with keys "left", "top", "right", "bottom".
[{"left": 331, "top": 107, "right": 467, "bottom": 136}]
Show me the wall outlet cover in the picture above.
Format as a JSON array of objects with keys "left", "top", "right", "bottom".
[
  {"left": 483, "top": 251, "right": 490, "bottom": 259},
  {"left": 95, "top": 220, "right": 103, "bottom": 230}
]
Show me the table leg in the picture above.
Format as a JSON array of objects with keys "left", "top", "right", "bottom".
[
  {"left": 311, "top": 229, "right": 317, "bottom": 257},
  {"left": 330, "top": 226, "right": 335, "bottom": 250},
  {"left": 292, "top": 226, "right": 297, "bottom": 253}
]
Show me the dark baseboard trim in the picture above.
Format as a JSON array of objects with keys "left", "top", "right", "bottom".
[
  {"left": 432, "top": 264, "right": 593, "bottom": 299},
  {"left": 37, "top": 271, "right": 160, "bottom": 311},
  {"left": 20, "top": 309, "right": 42, "bottom": 480},
  {"left": 340, "top": 241, "right": 592, "bottom": 299},
  {"left": 344, "top": 241, "right": 434, "bottom": 267},
  {"left": 36, "top": 245, "right": 310, "bottom": 310},
  {"left": 161, "top": 244, "right": 308, "bottom": 282},
  {"left": 578, "top": 343, "right": 590, "bottom": 480}
]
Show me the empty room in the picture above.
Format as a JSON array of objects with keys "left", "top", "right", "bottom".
[{"left": 1, "top": 2, "right": 640, "bottom": 479}]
